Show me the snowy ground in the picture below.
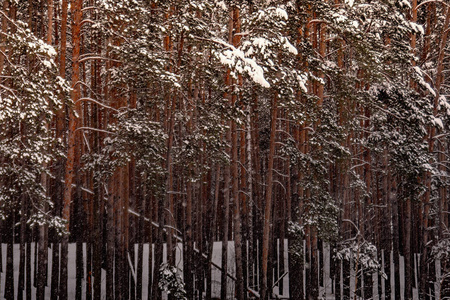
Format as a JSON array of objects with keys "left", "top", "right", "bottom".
[
  {"left": 0, "top": 243, "right": 106, "bottom": 299},
  {"left": 0, "top": 241, "right": 435, "bottom": 300},
  {"left": 0, "top": 242, "right": 285, "bottom": 300}
]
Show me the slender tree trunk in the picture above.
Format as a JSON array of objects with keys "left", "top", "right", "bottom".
[
  {"left": 391, "top": 182, "right": 401, "bottom": 300},
  {"left": 279, "top": 194, "right": 286, "bottom": 295},
  {"left": 135, "top": 170, "right": 145, "bottom": 300},
  {"left": 184, "top": 178, "right": 194, "bottom": 300},
  {"left": 123, "top": 161, "right": 131, "bottom": 299},
  {"left": 50, "top": 242, "right": 60, "bottom": 300},
  {"left": 5, "top": 214, "right": 14, "bottom": 300},
  {"left": 18, "top": 195, "right": 27, "bottom": 300},
  {"left": 52, "top": 0, "right": 67, "bottom": 297},
  {"left": 36, "top": 1, "right": 53, "bottom": 298},
  {"left": 261, "top": 93, "right": 278, "bottom": 300},
  {"left": 60, "top": 0, "right": 82, "bottom": 299},
  {"left": 76, "top": 238, "right": 83, "bottom": 300},
  {"left": 382, "top": 153, "right": 392, "bottom": 300},
  {"left": 229, "top": 6, "right": 245, "bottom": 300},
  {"left": 0, "top": 0, "right": 9, "bottom": 75},
  {"left": 106, "top": 177, "right": 116, "bottom": 300},
  {"left": 250, "top": 94, "right": 263, "bottom": 294},
  {"left": 152, "top": 186, "right": 165, "bottom": 300},
  {"left": 114, "top": 172, "right": 123, "bottom": 300},
  {"left": 246, "top": 106, "right": 255, "bottom": 293},
  {"left": 404, "top": 196, "right": 412, "bottom": 300},
  {"left": 26, "top": 233, "right": 32, "bottom": 300},
  {"left": 289, "top": 113, "right": 303, "bottom": 300},
  {"left": 219, "top": 9, "right": 235, "bottom": 299},
  {"left": 129, "top": 155, "right": 137, "bottom": 300},
  {"left": 0, "top": 222, "right": 2, "bottom": 299},
  {"left": 92, "top": 18, "right": 103, "bottom": 300},
  {"left": 37, "top": 213, "right": 49, "bottom": 300},
  {"left": 147, "top": 191, "right": 154, "bottom": 300},
  {"left": 34, "top": 225, "right": 38, "bottom": 288},
  {"left": 206, "top": 165, "right": 220, "bottom": 300},
  {"left": 220, "top": 139, "right": 232, "bottom": 300}
]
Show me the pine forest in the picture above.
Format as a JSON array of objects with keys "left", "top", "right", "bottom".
[{"left": 1, "top": 0, "right": 450, "bottom": 299}]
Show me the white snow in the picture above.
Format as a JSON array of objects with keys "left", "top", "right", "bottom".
[
  {"left": 275, "top": 7, "right": 288, "bottom": 20},
  {"left": 432, "top": 117, "right": 444, "bottom": 129},
  {"left": 345, "top": 0, "right": 354, "bottom": 8},
  {"left": 215, "top": 1, "right": 227, "bottom": 11},
  {"left": 413, "top": 66, "right": 436, "bottom": 96},
  {"left": 282, "top": 37, "right": 298, "bottom": 55},
  {"left": 217, "top": 45, "right": 270, "bottom": 88},
  {"left": 401, "top": 0, "right": 412, "bottom": 8},
  {"left": 410, "top": 22, "right": 424, "bottom": 35},
  {"left": 297, "top": 73, "right": 308, "bottom": 93}
]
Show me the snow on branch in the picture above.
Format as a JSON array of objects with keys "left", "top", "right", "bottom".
[{"left": 212, "top": 37, "right": 270, "bottom": 88}]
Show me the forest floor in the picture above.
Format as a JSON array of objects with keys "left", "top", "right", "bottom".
[
  {"left": 0, "top": 242, "right": 428, "bottom": 300},
  {"left": 1, "top": 242, "right": 290, "bottom": 300}
]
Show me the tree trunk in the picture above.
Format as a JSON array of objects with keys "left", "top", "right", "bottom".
[
  {"left": 220, "top": 140, "right": 231, "bottom": 300},
  {"left": 230, "top": 6, "right": 245, "bottom": 300},
  {"left": 5, "top": 214, "right": 14, "bottom": 300},
  {"left": 60, "top": 0, "right": 82, "bottom": 298},
  {"left": 18, "top": 195, "right": 27, "bottom": 300},
  {"left": 392, "top": 183, "right": 401, "bottom": 300},
  {"left": 76, "top": 239, "right": 83, "bottom": 300},
  {"left": 26, "top": 237, "right": 32, "bottom": 300},
  {"left": 136, "top": 171, "right": 145, "bottom": 300},
  {"left": 206, "top": 165, "right": 220, "bottom": 300},
  {"left": 106, "top": 176, "right": 116, "bottom": 300},
  {"left": 152, "top": 187, "right": 165, "bottom": 300},
  {"left": 184, "top": 178, "right": 194, "bottom": 300},
  {"left": 37, "top": 215, "right": 49, "bottom": 300},
  {"left": 0, "top": 0, "right": 9, "bottom": 75},
  {"left": 404, "top": 197, "right": 412, "bottom": 300},
  {"left": 261, "top": 93, "right": 278, "bottom": 300}
]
